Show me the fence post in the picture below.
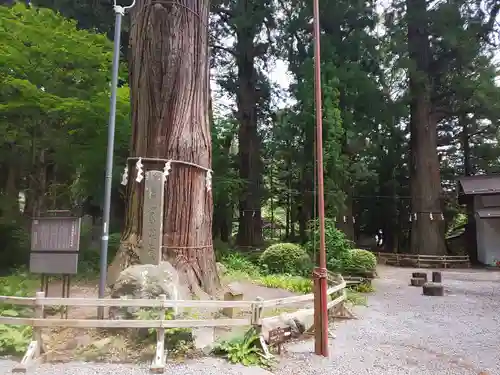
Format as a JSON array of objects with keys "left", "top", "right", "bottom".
[
  {"left": 34, "top": 291, "right": 44, "bottom": 356},
  {"left": 251, "top": 296, "right": 263, "bottom": 332},
  {"left": 252, "top": 297, "right": 270, "bottom": 358},
  {"left": 151, "top": 294, "right": 166, "bottom": 373}
]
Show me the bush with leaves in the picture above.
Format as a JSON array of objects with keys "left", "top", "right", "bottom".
[
  {"left": 213, "top": 328, "right": 273, "bottom": 368},
  {"left": 259, "top": 243, "right": 311, "bottom": 275},
  {"left": 305, "top": 218, "right": 353, "bottom": 272},
  {"left": 0, "top": 272, "right": 37, "bottom": 355},
  {"left": 343, "top": 249, "right": 377, "bottom": 276}
]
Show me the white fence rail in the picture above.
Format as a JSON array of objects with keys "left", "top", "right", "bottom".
[{"left": 1, "top": 281, "right": 347, "bottom": 373}]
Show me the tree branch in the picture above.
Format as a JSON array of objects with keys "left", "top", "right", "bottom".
[{"left": 210, "top": 44, "right": 237, "bottom": 57}]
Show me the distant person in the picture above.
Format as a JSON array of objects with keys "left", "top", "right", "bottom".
[{"left": 375, "top": 229, "right": 384, "bottom": 247}]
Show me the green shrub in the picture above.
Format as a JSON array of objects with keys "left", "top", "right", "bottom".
[
  {"left": 343, "top": 249, "right": 377, "bottom": 275},
  {"left": 305, "top": 218, "right": 352, "bottom": 272},
  {"left": 259, "top": 243, "right": 311, "bottom": 275}
]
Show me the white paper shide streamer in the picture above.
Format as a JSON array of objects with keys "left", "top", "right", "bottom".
[
  {"left": 121, "top": 166, "right": 129, "bottom": 186},
  {"left": 124, "top": 157, "right": 213, "bottom": 192},
  {"left": 163, "top": 160, "right": 172, "bottom": 181},
  {"left": 135, "top": 157, "right": 144, "bottom": 183},
  {"left": 206, "top": 170, "right": 212, "bottom": 191}
]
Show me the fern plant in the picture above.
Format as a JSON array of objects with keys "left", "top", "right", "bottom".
[{"left": 213, "top": 328, "right": 273, "bottom": 368}]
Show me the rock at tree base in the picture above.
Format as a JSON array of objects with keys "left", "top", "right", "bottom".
[
  {"left": 410, "top": 277, "right": 426, "bottom": 286},
  {"left": 422, "top": 282, "right": 444, "bottom": 296},
  {"left": 432, "top": 271, "right": 442, "bottom": 283},
  {"left": 412, "top": 272, "right": 427, "bottom": 281},
  {"left": 109, "top": 262, "right": 189, "bottom": 320},
  {"left": 192, "top": 327, "right": 215, "bottom": 354}
]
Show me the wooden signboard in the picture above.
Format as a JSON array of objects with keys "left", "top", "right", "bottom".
[
  {"left": 267, "top": 326, "right": 292, "bottom": 354},
  {"left": 31, "top": 216, "right": 81, "bottom": 252},
  {"left": 29, "top": 216, "right": 81, "bottom": 275},
  {"left": 141, "top": 170, "right": 165, "bottom": 265},
  {"left": 29, "top": 253, "right": 78, "bottom": 275}
]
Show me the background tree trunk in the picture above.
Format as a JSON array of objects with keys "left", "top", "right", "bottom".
[
  {"left": 407, "top": 0, "right": 446, "bottom": 255},
  {"left": 108, "top": 0, "right": 219, "bottom": 295}
]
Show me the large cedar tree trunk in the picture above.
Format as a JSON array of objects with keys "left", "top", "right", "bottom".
[
  {"left": 235, "top": 37, "right": 263, "bottom": 247},
  {"left": 108, "top": 0, "right": 220, "bottom": 295},
  {"left": 407, "top": 0, "right": 446, "bottom": 255}
]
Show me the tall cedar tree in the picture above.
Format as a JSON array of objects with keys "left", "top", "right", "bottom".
[{"left": 108, "top": 0, "right": 220, "bottom": 295}]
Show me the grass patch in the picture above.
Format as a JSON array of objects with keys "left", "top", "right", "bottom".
[
  {"left": 345, "top": 290, "right": 367, "bottom": 306},
  {"left": 256, "top": 274, "right": 313, "bottom": 294},
  {"left": 349, "top": 282, "right": 375, "bottom": 294}
]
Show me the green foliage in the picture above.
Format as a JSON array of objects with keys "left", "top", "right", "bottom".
[
  {"left": 350, "top": 282, "right": 375, "bottom": 294},
  {"left": 345, "top": 290, "right": 368, "bottom": 306},
  {"left": 258, "top": 274, "right": 312, "bottom": 294},
  {"left": 0, "top": 3, "right": 130, "bottom": 246},
  {"left": 79, "top": 232, "right": 122, "bottom": 274},
  {"left": 306, "top": 218, "right": 353, "bottom": 272},
  {"left": 133, "top": 309, "right": 193, "bottom": 354},
  {"left": 221, "top": 253, "right": 261, "bottom": 278},
  {"left": 0, "top": 217, "right": 30, "bottom": 269},
  {"left": 214, "top": 328, "right": 273, "bottom": 368},
  {"left": 343, "top": 249, "right": 377, "bottom": 275},
  {"left": 221, "top": 252, "right": 313, "bottom": 294},
  {"left": 259, "top": 243, "right": 311, "bottom": 275},
  {"left": 213, "top": 238, "right": 233, "bottom": 261},
  {"left": 0, "top": 272, "right": 38, "bottom": 355}
]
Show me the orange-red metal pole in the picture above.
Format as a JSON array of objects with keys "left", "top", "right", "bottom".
[{"left": 312, "top": 0, "right": 329, "bottom": 357}]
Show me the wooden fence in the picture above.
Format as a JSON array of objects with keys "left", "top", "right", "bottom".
[
  {"left": 0, "top": 280, "right": 347, "bottom": 373},
  {"left": 373, "top": 252, "right": 470, "bottom": 268}
]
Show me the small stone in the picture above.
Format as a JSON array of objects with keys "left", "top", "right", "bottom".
[
  {"left": 192, "top": 327, "right": 215, "bottom": 353},
  {"left": 422, "top": 282, "right": 444, "bottom": 296},
  {"left": 432, "top": 271, "right": 442, "bottom": 283},
  {"left": 412, "top": 272, "right": 427, "bottom": 281}
]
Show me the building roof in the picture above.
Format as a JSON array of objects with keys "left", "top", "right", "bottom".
[
  {"left": 458, "top": 175, "right": 500, "bottom": 195},
  {"left": 476, "top": 208, "right": 500, "bottom": 218}
]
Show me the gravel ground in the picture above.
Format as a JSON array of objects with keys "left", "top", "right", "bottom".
[
  {"left": 1, "top": 265, "right": 498, "bottom": 375},
  {"left": 278, "top": 266, "right": 500, "bottom": 375}
]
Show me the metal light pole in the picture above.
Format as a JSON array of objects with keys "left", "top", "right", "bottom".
[
  {"left": 311, "top": 0, "right": 329, "bottom": 357},
  {"left": 98, "top": 0, "right": 136, "bottom": 319}
]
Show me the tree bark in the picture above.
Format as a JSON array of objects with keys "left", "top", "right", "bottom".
[
  {"left": 235, "top": 39, "right": 263, "bottom": 248},
  {"left": 407, "top": 0, "right": 446, "bottom": 255},
  {"left": 107, "top": 0, "right": 219, "bottom": 295}
]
